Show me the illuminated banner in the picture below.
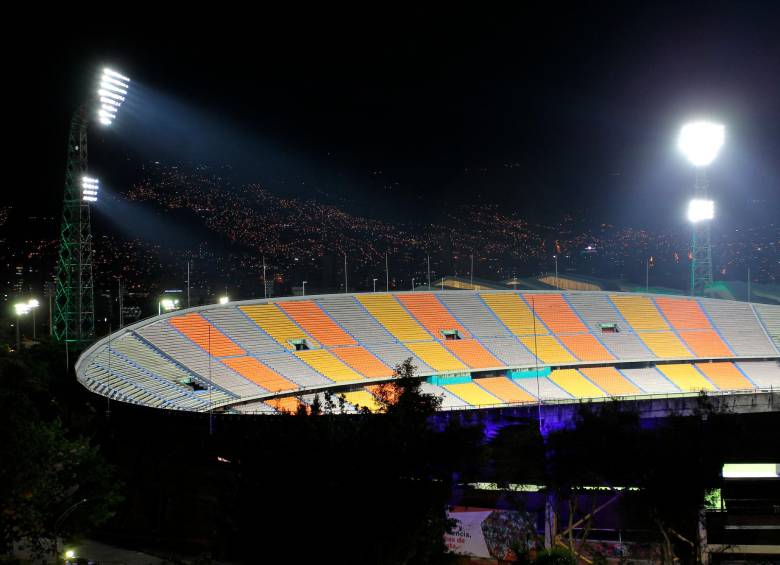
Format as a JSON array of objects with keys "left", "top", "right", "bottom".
[{"left": 445, "top": 507, "right": 534, "bottom": 560}]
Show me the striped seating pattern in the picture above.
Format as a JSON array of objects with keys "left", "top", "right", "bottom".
[
  {"left": 240, "top": 304, "right": 318, "bottom": 350},
  {"left": 397, "top": 293, "right": 469, "bottom": 339},
  {"left": 79, "top": 291, "right": 780, "bottom": 413},
  {"left": 278, "top": 300, "right": 356, "bottom": 347}
]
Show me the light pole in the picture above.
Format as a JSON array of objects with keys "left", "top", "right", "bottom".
[
  {"left": 372, "top": 278, "right": 378, "bottom": 293},
  {"left": 53, "top": 498, "right": 89, "bottom": 562},
  {"left": 679, "top": 121, "right": 724, "bottom": 296},
  {"left": 411, "top": 277, "right": 415, "bottom": 291},
  {"left": 553, "top": 255, "right": 558, "bottom": 289},
  {"left": 14, "top": 303, "right": 30, "bottom": 351},
  {"left": 302, "top": 281, "right": 307, "bottom": 296},
  {"left": 27, "top": 299, "right": 40, "bottom": 340}
]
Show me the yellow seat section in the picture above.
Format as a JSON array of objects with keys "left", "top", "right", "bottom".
[
  {"left": 397, "top": 293, "right": 469, "bottom": 339},
  {"left": 331, "top": 346, "right": 394, "bottom": 378},
  {"left": 443, "top": 339, "right": 502, "bottom": 369},
  {"left": 519, "top": 335, "right": 576, "bottom": 364},
  {"left": 657, "top": 363, "right": 715, "bottom": 391},
  {"left": 549, "top": 369, "right": 606, "bottom": 398},
  {"left": 610, "top": 295, "right": 669, "bottom": 331},
  {"left": 295, "top": 349, "right": 364, "bottom": 382},
  {"left": 476, "top": 377, "right": 536, "bottom": 403},
  {"left": 170, "top": 313, "right": 245, "bottom": 357},
  {"left": 406, "top": 341, "right": 468, "bottom": 373},
  {"left": 558, "top": 334, "right": 613, "bottom": 362},
  {"left": 481, "top": 293, "right": 545, "bottom": 335},
  {"left": 221, "top": 356, "right": 295, "bottom": 392},
  {"left": 240, "top": 304, "right": 318, "bottom": 350},
  {"left": 695, "top": 362, "right": 753, "bottom": 390},
  {"left": 655, "top": 297, "right": 711, "bottom": 330},
  {"left": 278, "top": 300, "right": 356, "bottom": 347},
  {"left": 529, "top": 294, "right": 587, "bottom": 333},
  {"left": 638, "top": 332, "right": 692, "bottom": 358},
  {"left": 580, "top": 367, "right": 641, "bottom": 396},
  {"left": 343, "top": 390, "right": 381, "bottom": 412},
  {"left": 679, "top": 330, "right": 733, "bottom": 357},
  {"left": 443, "top": 382, "right": 502, "bottom": 406},
  {"left": 356, "top": 294, "right": 431, "bottom": 342}
]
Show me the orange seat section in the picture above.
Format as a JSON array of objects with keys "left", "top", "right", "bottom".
[
  {"left": 527, "top": 294, "right": 587, "bottom": 333},
  {"left": 278, "top": 301, "right": 356, "bottom": 347},
  {"left": 476, "top": 377, "right": 536, "bottom": 403},
  {"left": 170, "top": 313, "right": 245, "bottom": 357},
  {"left": 397, "top": 293, "right": 469, "bottom": 339},
  {"left": 221, "top": 356, "right": 295, "bottom": 392},
  {"left": 331, "top": 346, "right": 394, "bottom": 378},
  {"left": 579, "top": 367, "right": 641, "bottom": 396},
  {"left": 655, "top": 297, "right": 711, "bottom": 330},
  {"left": 696, "top": 362, "right": 753, "bottom": 390},
  {"left": 558, "top": 334, "right": 613, "bottom": 362},
  {"left": 266, "top": 397, "right": 304, "bottom": 414},
  {"left": 679, "top": 330, "right": 733, "bottom": 357},
  {"left": 443, "top": 339, "right": 502, "bottom": 369}
]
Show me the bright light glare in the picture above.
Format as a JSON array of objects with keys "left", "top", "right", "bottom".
[
  {"left": 218, "top": 296, "right": 230, "bottom": 305},
  {"left": 103, "top": 68, "right": 130, "bottom": 82},
  {"left": 678, "top": 121, "right": 725, "bottom": 167},
  {"left": 688, "top": 199, "right": 714, "bottom": 223},
  {"left": 14, "top": 303, "right": 31, "bottom": 316},
  {"left": 96, "top": 67, "right": 130, "bottom": 126},
  {"left": 160, "top": 299, "right": 176, "bottom": 311},
  {"left": 65, "top": 550, "right": 76, "bottom": 559},
  {"left": 27, "top": 299, "right": 39, "bottom": 308}
]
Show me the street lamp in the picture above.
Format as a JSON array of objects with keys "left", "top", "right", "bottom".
[
  {"left": 218, "top": 295, "right": 229, "bottom": 305},
  {"left": 14, "top": 302, "right": 31, "bottom": 351},
  {"left": 678, "top": 120, "right": 724, "bottom": 295},
  {"left": 302, "top": 281, "right": 307, "bottom": 296},
  {"left": 372, "top": 278, "right": 378, "bottom": 293}
]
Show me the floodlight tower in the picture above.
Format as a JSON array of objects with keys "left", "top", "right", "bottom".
[
  {"left": 678, "top": 121, "right": 724, "bottom": 296},
  {"left": 54, "top": 68, "right": 130, "bottom": 345}
]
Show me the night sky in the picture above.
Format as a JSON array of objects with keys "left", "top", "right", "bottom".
[{"left": 20, "top": 5, "right": 780, "bottom": 229}]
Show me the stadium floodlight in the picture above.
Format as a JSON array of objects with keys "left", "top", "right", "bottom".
[
  {"left": 14, "top": 303, "right": 31, "bottom": 316},
  {"left": 678, "top": 121, "right": 725, "bottom": 167},
  {"left": 218, "top": 295, "right": 230, "bottom": 305},
  {"left": 687, "top": 198, "right": 714, "bottom": 223},
  {"left": 81, "top": 176, "right": 99, "bottom": 203},
  {"left": 95, "top": 67, "right": 130, "bottom": 126}
]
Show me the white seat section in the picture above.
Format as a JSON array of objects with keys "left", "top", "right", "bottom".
[
  {"left": 317, "top": 295, "right": 395, "bottom": 344},
  {"left": 700, "top": 298, "right": 777, "bottom": 356},
  {"left": 232, "top": 401, "right": 277, "bottom": 414},
  {"left": 137, "top": 321, "right": 266, "bottom": 397},
  {"left": 363, "top": 342, "right": 435, "bottom": 375},
  {"left": 258, "top": 352, "right": 332, "bottom": 388},
  {"left": 437, "top": 293, "right": 512, "bottom": 338},
  {"left": 735, "top": 361, "right": 780, "bottom": 388},
  {"left": 566, "top": 292, "right": 627, "bottom": 331},
  {"left": 202, "top": 307, "right": 284, "bottom": 355},
  {"left": 512, "top": 377, "right": 571, "bottom": 401},
  {"left": 110, "top": 334, "right": 233, "bottom": 405},
  {"left": 419, "top": 382, "right": 471, "bottom": 409},
  {"left": 753, "top": 303, "right": 780, "bottom": 350},
  {"left": 620, "top": 367, "right": 680, "bottom": 394},
  {"left": 480, "top": 337, "right": 538, "bottom": 367},
  {"left": 597, "top": 333, "right": 653, "bottom": 360}
]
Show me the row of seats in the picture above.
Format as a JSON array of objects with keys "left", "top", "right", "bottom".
[{"left": 257, "top": 360, "right": 780, "bottom": 413}]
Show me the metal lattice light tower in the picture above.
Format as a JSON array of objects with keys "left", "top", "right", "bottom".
[
  {"left": 678, "top": 121, "right": 724, "bottom": 297},
  {"left": 54, "top": 68, "right": 130, "bottom": 344}
]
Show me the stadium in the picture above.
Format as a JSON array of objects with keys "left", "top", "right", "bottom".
[{"left": 75, "top": 290, "right": 780, "bottom": 415}]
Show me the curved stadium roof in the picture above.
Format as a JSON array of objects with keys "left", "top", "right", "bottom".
[{"left": 76, "top": 291, "right": 780, "bottom": 414}]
